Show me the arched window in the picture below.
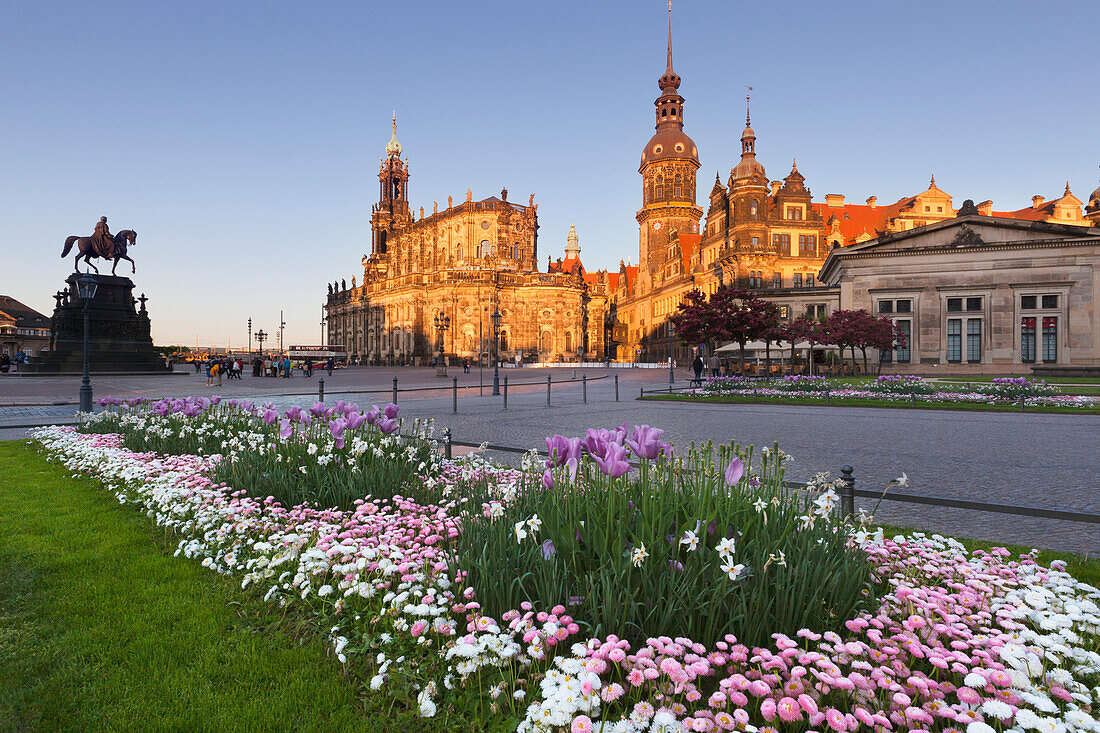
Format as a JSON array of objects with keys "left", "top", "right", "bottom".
[
  {"left": 750, "top": 200, "right": 758, "bottom": 219},
  {"left": 499, "top": 331, "right": 508, "bottom": 352},
  {"left": 457, "top": 246, "right": 464, "bottom": 260},
  {"left": 511, "top": 244, "right": 519, "bottom": 260},
  {"left": 539, "top": 331, "right": 552, "bottom": 353},
  {"left": 479, "top": 240, "right": 491, "bottom": 257},
  {"left": 565, "top": 331, "right": 573, "bottom": 353}
]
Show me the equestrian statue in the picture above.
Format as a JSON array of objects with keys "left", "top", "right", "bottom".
[{"left": 62, "top": 216, "right": 138, "bottom": 275}]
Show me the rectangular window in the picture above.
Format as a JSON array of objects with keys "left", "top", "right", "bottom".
[
  {"left": 966, "top": 297, "right": 982, "bottom": 311},
  {"left": 947, "top": 298, "right": 962, "bottom": 312},
  {"left": 772, "top": 234, "right": 781, "bottom": 248},
  {"left": 1042, "top": 317, "right": 1057, "bottom": 362},
  {"left": 896, "top": 299, "right": 912, "bottom": 314},
  {"left": 946, "top": 319, "right": 962, "bottom": 362},
  {"left": 752, "top": 236, "right": 759, "bottom": 247},
  {"left": 772, "top": 273, "right": 782, "bottom": 289},
  {"left": 675, "top": 186, "right": 682, "bottom": 197},
  {"left": 896, "top": 320, "right": 911, "bottom": 363},
  {"left": 793, "top": 273, "right": 802, "bottom": 287},
  {"left": 806, "top": 274, "right": 814, "bottom": 287},
  {"left": 966, "top": 319, "right": 982, "bottom": 363},
  {"left": 879, "top": 301, "right": 893, "bottom": 314},
  {"left": 781, "top": 234, "right": 790, "bottom": 253},
  {"left": 1041, "top": 294, "right": 1058, "bottom": 309},
  {"left": 1021, "top": 295, "right": 1037, "bottom": 309},
  {"left": 1021, "top": 317, "right": 1036, "bottom": 363}
]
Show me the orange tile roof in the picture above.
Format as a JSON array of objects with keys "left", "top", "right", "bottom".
[
  {"left": 675, "top": 233, "right": 702, "bottom": 273},
  {"left": 811, "top": 198, "right": 912, "bottom": 245}
]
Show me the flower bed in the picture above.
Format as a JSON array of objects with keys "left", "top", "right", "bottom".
[
  {"left": 699, "top": 376, "right": 1094, "bottom": 408},
  {"left": 30, "top": 398, "right": 1100, "bottom": 732}
]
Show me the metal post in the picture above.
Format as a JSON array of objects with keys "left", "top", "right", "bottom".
[
  {"left": 318, "top": 377, "right": 325, "bottom": 402},
  {"left": 640, "top": 386, "right": 644, "bottom": 398},
  {"left": 615, "top": 374, "right": 619, "bottom": 401},
  {"left": 669, "top": 357, "right": 674, "bottom": 386},
  {"left": 825, "top": 389, "right": 830, "bottom": 405},
  {"left": 79, "top": 294, "right": 92, "bottom": 412},
  {"left": 839, "top": 465, "right": 855, "bottom": 520},
  {"left": 573, "top": 368, "right": 576, "bottom": 379},
  {"left": 582, "top": 374, "right": 587, "bottom": 403},
  {"left": 392, "top": 376, "right": 398, "bottom": 404},
  {"left": 443, "top": 427, "right": 452, "bottom": 460},
  {"left": 910, "top": 393, "right": 916, "bottom": 408},
  {"left": 1018, "top": 395, "right": 1025, "bottom": 411},
  {"left": 503, "top": 376, "right": 508, "bottom": 409},
  {"left": 452, "top": 376, "right": 458, "bottom": 414},
  {"left": 547, "top": 374, "right": 551, "bottom": 406}
]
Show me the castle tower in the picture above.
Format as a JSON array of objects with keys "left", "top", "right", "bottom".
[
  {"left": 371, "top": 113, "right": 411, "bottom": 256},
  {"left": 636, "top": 9, "right": 702, "bottom": 280},
  {"left": 726, "top": 94, "right": 770, "bottom": 253}
]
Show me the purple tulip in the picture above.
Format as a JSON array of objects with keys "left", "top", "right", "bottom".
[
  {"left": 593, "top": 442, "right": 631, "bottom": 478},
  {"left": 541, "top": 539, "right": 556, "bottom": 559},
  {"left": 333, "top": 400, "right": 347, "bottom": 414},
  {"left": 284, "top": 405, "right": 303, "bottom": 422},
  {"left": 541, "top": 469, "right": 554, "bottom": 490},
  {"left": 329, "top": 418, "right": 347, "bottom": 440},
  {"left": 669, "top": 559, "right": 684, "bottom": 572},
  {"left": 345, "top": 411, "right": 366, "bottom": 430},
  {"left": 384, "top": 403, "right": 399, "bottom": 419},
  {"left": 210, "top": 396, "right": 221, "bottom": 405},
  {"left": 365, "top": 406, "right": 381, "bottom": 424},
  {"left": 377, "top": 416, "right": 398, "bottom": 434},
  {"left": 626, "top": 424, "right": 668, "bottom": 460},
  {"left": 183, "top": 404, "right": 202, "bottom": 417},
  {"left": 262, "top": 408, "right": 279, "bottom": 425},
  {"left": 278, "top": 418, "right": 293, "bottom": 440},
  {"left": 239, "top": 400, "right": 253, "bottom": 412},
  {"left": 724, "top": 457, "right": 745, "bottom": 486},
  {"left": 545, "top": 435, "right": 583, "bottom": 481},
  {"left": 309, "top": 401, "right": 328, "bottom": 418}
]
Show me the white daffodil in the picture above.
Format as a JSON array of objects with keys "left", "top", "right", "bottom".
[
  {"left": 715, "top": 537, "right": 736, "bottom": 557},
  {"left": 514, "top": 521, "right": 528, "bottom": 544},
  {"left": 526, "top": 514, "right": 542, "bottom": 534},
  {"left": 680, "top": 530, "right": 699, "bottom": 552},
  {"left": 631, "top": 543, "right": 648, "bottom": 568}
]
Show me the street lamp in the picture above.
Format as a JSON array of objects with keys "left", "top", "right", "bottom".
[
  {"left": 433, "top": 312, "right": 450, "bottom": 377},
  {"left": 491, "top": 308, "right": 502, "bottom": 396},
  {"left": 319, "top": 307, "right": 327, "bottom": 347},
  {"left": 247, "top": 317, "right": 253, "bottom": 359},
  {"left": 77, "top": 273, "right": 98, "bottom": 413},
  {"left": 279, "top": 310, "right": 286, "bottom": 359},
  {"left": 667, "top": 321, "right": 675, "bottom": 385},
  {"left": 255, "top": 329, "right": 267, "bottom": 356}
]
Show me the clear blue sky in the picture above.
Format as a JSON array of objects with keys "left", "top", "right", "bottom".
[{"left": 2, "top": 0, "right": 1096, "bottom": 348}]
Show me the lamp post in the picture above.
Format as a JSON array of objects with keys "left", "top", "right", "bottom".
[
  {"left": 491, "top": 308, "right": 502, "bottom": 396},
  {"left": 667, "top": 322, "right": 675, "bottom": 385},
  {"left": 279, "top": 310, "right": 286, "bottom": 359},
  {"left": 434, "top": 312, "right": 450, "bottom": 377},
  {"left": 319, "top": 307, "right": 327, "bottom": 347},
  {"left": 247, "top": 317, "right": 253, "bottom": 359},
  {"left": 255, "top": 329, "right": 267, "bottom": 358},
  {"left": 77, "top": 273, "right": 98, "bottom": 413}
]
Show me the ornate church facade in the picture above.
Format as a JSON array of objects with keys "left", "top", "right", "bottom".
[{"left": 325, "top": 117, "right": 614, "bottom": 365}]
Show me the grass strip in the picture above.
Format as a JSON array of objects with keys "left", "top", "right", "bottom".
[
  {"left": 0, "top": 439, "right": 397, "bottom": 733},
  {"left": 642, "top": 393, "right": 1096, "bottom": 415}
]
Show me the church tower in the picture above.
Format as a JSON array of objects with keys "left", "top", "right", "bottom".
[
  {"left": 371, "top": 113, "right": 411, "bottom": 256},
  {"left": 636, "top": 9, "right": 703, "bottom": 282}
]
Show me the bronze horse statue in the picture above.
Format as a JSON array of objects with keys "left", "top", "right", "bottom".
[{"left": 61, "top": 229, "right": 138, "bottom": 275}]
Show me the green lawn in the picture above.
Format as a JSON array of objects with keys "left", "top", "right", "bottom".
[
  {"left": 644, "top": 393, "right": 1097, "bottom": 415},
  {"left": 0, "top": 440, "right": 408, "bottom": 733}
]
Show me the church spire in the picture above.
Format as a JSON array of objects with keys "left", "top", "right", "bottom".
[
  {"left": 565, "top": 222, "right": 581, "bottom": 259},
  {"left": 665, "top": 2, "right": 674, "bottom": 78},
  {"left": 654, "top": 2, "right": 684, "bottom": 130},
  {"left": 385, "top": 111, "right": 402, "bottom": 159}
]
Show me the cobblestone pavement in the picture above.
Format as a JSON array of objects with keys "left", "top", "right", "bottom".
[{"left": 3, "top": 367, "right": 1097, "bottom": 553}]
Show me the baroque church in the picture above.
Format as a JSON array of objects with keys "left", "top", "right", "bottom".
[
  {"left": 327, "top": 14, "right": 1100, "bottom": 372},
  {"left": 325, "top": 116, "right": 615, "bottom": 365}
]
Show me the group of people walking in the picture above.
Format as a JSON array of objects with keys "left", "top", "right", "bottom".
[
  {"left": 203, "top": 358, "right": 244, "bottom": 386},
  {"left": 194, "top": 355, "right": 335, "bottom": 385}
]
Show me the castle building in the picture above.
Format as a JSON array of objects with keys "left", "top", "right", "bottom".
[
  {"left": 325, "top": 116, "right": 614, "bottom": 365},
  {"left": 613, "top": 14, "right": 1099, "bottom": 368}
]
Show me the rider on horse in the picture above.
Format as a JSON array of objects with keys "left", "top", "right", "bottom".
[{"left": 93, "top": 216, "right": 115, "bottom": 259}]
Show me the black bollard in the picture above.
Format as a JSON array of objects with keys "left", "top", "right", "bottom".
[
  {"left": 392, "top": 377, "right": 398, "bottom": 405},
  {"left": 452, "top": 375, "right": 458, "bottom": 414},
  {"left": 443, "top": 427, "right": 452, "bottom": 460},
  {"left": 547, "top": 374, "right": 551, "bottom": 406},
  {"left": 615, "top": 374, "right": 619, "bottom": 402},
  {"left": 839, "top": 465, "right": 855, "bottom": 519},
  {"left": 318, "top": 377, "right": 325, "bottom": 402},
  {"left": 582, "top": 374, "right": 587, "bottom": 403},
  {"left": 503, "top": 376, "right": 508, "bottom": 409}
]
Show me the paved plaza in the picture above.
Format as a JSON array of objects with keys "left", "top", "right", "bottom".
[{"left": 2, "top": 366, "right": 1097, "bottom": 553}]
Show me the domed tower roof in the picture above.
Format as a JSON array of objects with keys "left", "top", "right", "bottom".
[
  {"left": 385, "top": 112, "right": 402, "bottom": 159},
  {"left": 639, "top": 11, "right": 698, "bottom": 170},
  {"left": 731, "top": 93, "right": 766, "bottom": 182}
]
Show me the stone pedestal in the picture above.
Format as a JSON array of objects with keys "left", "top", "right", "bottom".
[{"left": 24, "top": 274, "right": 167, "bottom": 374}]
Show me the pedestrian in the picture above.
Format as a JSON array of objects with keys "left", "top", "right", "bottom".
[
  {"left": 214, "top": 360, "right": 223, "bottom": 386},
  {"left": 0, "top": 353, "right": 10, "bottom": 374},
  {"left": 692, "top": 354, "right": 703, "bottom": 382},
  {"left": 205, "top": 360, "right": 213, "bottom": 387},
  {"left": 305, "top": 357, "right": 313, "bottom": 377},
  {"left": 708, "top": 352, "right": 719, "bottom": 377},
  {"left": 194, "top": 359, "right": 201, "bottom": 374},
  {"left": 463, "top": 358, "right": 470, "bottom": 374},
  {"left": 326, "top": 357, "right": 334, "bottom": 375},
  {"left": 283, "top": 356, "right": 292, "bottom": 378}
]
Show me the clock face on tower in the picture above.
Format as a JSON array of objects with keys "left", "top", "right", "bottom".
[{"left": 652, "top": 220, "right": 663, "bottom": 232}]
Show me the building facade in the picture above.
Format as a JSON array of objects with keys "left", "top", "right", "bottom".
[
  {"left": 613, "top": 17, "right": 1099, "bottom": 368},
  {"left": 820, "top": 216, "right": 1100, "bottom": 374},
  {"left": 325, "top": 117, "right": 613, "bottom": 365},
  {"left": 0, "top": 295, "right": 50, "bottom": 360}
]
